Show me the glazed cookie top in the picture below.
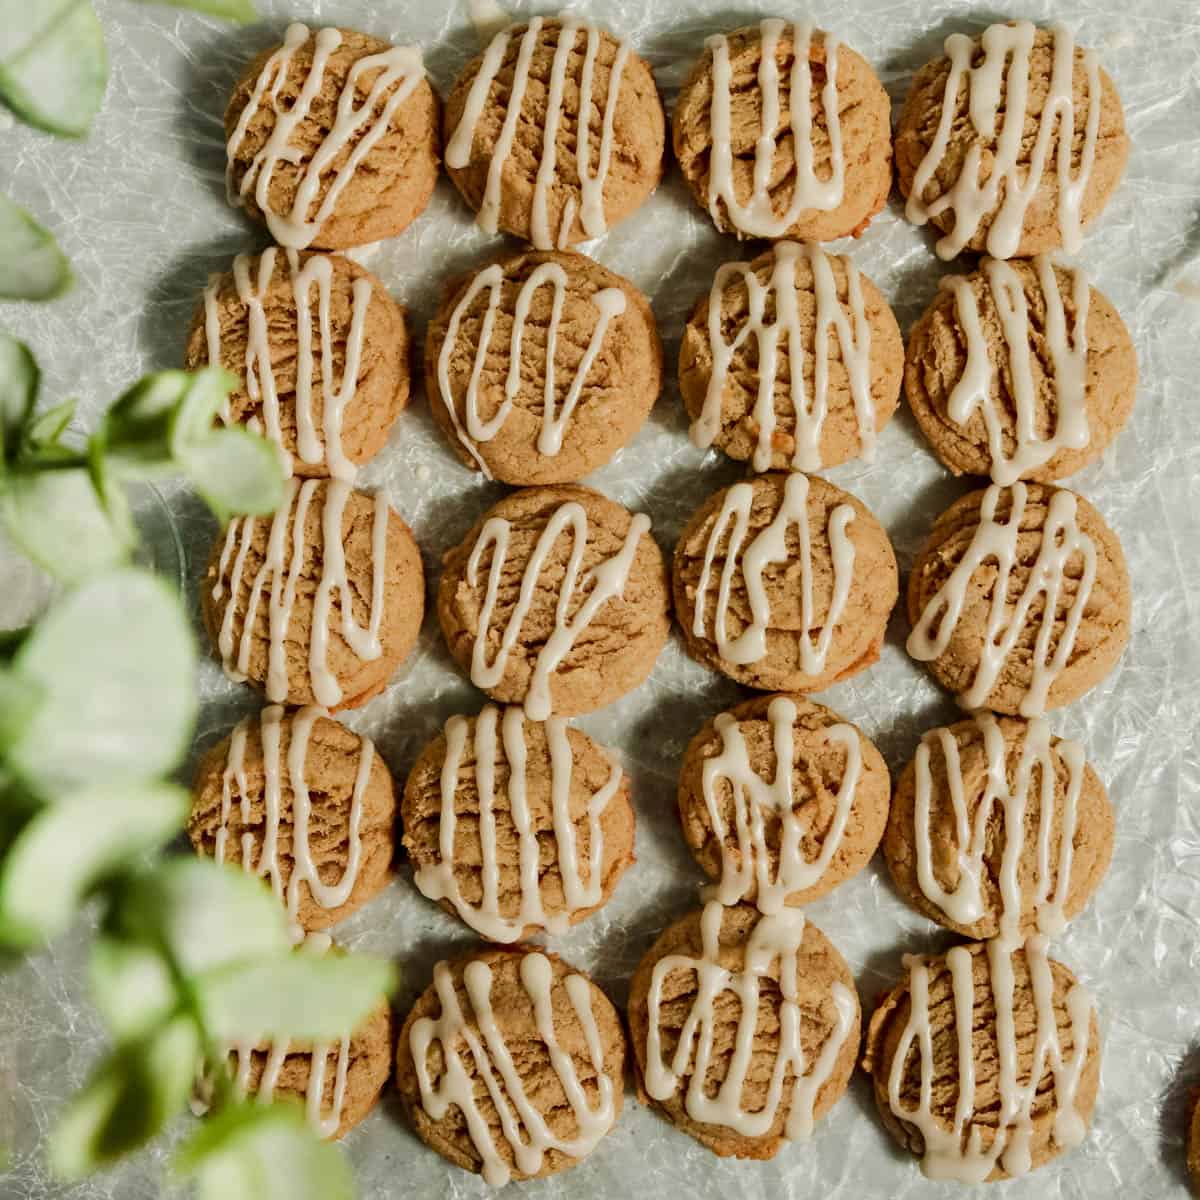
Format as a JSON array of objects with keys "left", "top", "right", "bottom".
[
  {"left": 884, "top": 714, "right": 1113, "bottom": 945},
  {"left": 225, "top": 25, "right": 439, "bottom": 250},
  {"left": 628, "top": 901, "right": 859, "bottom": 1160},
  {"left": 437, "top": 484, "right": 670, "bottom": 719},
  {"left": 863, "top": 937, "right": 1100, "bottom": 1183},
  {"left": 907, "top": 482, "right": 1131, "bottom": 716},
  {"left": 202, "top": 479, "right": 424, "bottom": 710},
  {"left": 673, "top": 471, "right": 898, "bottom": 692},
  {"left": 681, "top": 241, "right": 902, "bottom": 472},
  {"left": 187, "top": 247, "right": 409, "bottom": 481},
  {"left": 425, "top": 249, "right": 662, "bottom": 485},
  {"left": 443, "top": 17, "right": 665, "bottom": 248},
  {"left": 896, "top": 22, "right": 1129, "bottom": 260},
  {"left": 905, "top": 257, "right": 1137, "bottom": 484},
  {"left": 677, "top": 694, "right": 890, "bottom": 911},
  {"left": 397, "top": 948, "right": 625, "bottom": 1184},
  {"left": 190, "top": 705, "right": 395, "bottom": 938},
  {"left": 402, "top": 704, "right": 635, "bottom": 941},
  {"left": 673, "top": 20, "right": 892, "bottom": 241}
]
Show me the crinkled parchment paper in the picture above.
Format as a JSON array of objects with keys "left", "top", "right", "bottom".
[{"left": 3, "top": 0, "right": 1200, "bottom": 1196}]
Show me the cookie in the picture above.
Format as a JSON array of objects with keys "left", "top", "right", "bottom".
[
  {"left": 627, "top": 901, "right": 859, "bottom": 1159},
  {"left": 187, "top": 248, "right": 409, "bottom": 481},
  {"left": 189, "top": 705, "right": 394, "bottom": 938},
  {"left": 225, "top": 24, "right": 440, "bottom": 250},
  {"left": 884, "top": 714, "right": 1113, "bottom": 945},
  {"left": 437, "top": 484, "right": 669, "bottom": 719},
  {"left": 425, "top": 249, "right": 661, "bottom": 485},
  {"left": 862, "top": 937, "right": 1100, "bottom": 1182},
  {"left": 673, "top": 471, "right": 898, "bottom": 693},
  {"left": 896, "top": 21, "right": 1129, "bottom": 260},
  {"left": 905, "top": 257, "right": 1137, "bottom": 484},
  {"left": 443, "top": 16, "right": 664, "bottom": 248},
  {"left": 402, "top": 704, "right": 635, "bottom": 940},
  {"left": 681, "top": 241, "right": 902, "bottom": 472},
  {"left": 396, "top": 947, "right": 625, "bottom": 1184},
  {"left": 907, "top": 482, "right": 1131, "bottom": 717},
  {"left": 673, "top": 20, "right": 891, "bottom": 241},
  {"left": 202, "top": 479, "right": 424, "bottom": 710},
  {"left": 678, "top": 694, "right": 890, "bottom": 911},
  {"left": 1189, "top": 1093, "right": 1200, "bottom": 1195}
]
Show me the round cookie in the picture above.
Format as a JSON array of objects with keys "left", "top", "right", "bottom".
[
  {"left": 396, "top": 947, "right": 625, "bottom": 1184},
  {"left": 437, "top": 484, "right": 669, "bottom": 719},
  {"left": 680, "top": 241, "right": 902, "bottom": 472},
  {"left": 443, "top": 17, "right": 664, "bottom": 249},
  {"left": 225, "top": 24, "right": 440, "bottom": 250},
  {"left": 678, "top": 694, "right": 890, "bottom": 911},
  {"left": 627, "top": 901, "right": 860, "bottom": 1159},
  {"left": 673, "top": 471, "right": 898, "bottom": 692},
  {"left": 862, "top": 938, "right": 1101, "bottom": 1182},
  {"left": 187, "top": 248, "right": 410, "bottom": 480},
  {"left": 202, "top": 479, "right": 424, "bottom": 711},
  {"left": 884, "top": 714, "right": 1113, "bottom": 945},
  {"left": 896, "top": 21, "right": 1129, "bottom": 259},
  {"left": 425, "top": 249, "right": 661, "bottom": 485},
  {"left": 905, "top": 257, "right": 1137, "bottom": 485},
  {"left": 906, "top": 482, "right": 1131, "bottom": 717},
  {"left": 189, "top": 706, "right": 394, "bottom": 936},
  {"left": 673, "top": 21, "right": 891, "bottom": 241},
  {"left": 402, "top": 704, "right": 635, "bottom": 940}
]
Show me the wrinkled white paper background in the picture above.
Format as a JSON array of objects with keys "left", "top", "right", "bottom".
[{"left": 3, "top": 0, "right": 1200, "bottom": 1195}]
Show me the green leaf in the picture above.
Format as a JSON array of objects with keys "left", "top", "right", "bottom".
[
  {"left": 0, "top": 193, "right": 72, "bottom": 300},
  {"left": 181, "top": 427, "right": 285, "bottom": 522},
  {"left": 90, "top": 935, "right": 179, "bottom": 1043},
  {"left": 7, "top": 567, "right": 194, "bottom": 790},
  {"left": 101, "top": 370, "right": 192, "bottom": 476},
  {"left": 0, "top": 666, "right": 40, "bottom": 754},
  {"left": 137, "top": 0, "right": 257, "bottom": 23},
  {"left": 24, "top": 398, "right": 75, "bottom": 450},
  {"left": 0, "top": 334, "right": 38, "bottom": 461},
  {"left": 0, "top": 1, "right": 107, "bottom": 138}
]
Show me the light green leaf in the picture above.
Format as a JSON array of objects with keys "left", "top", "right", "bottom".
[
  {"left": 0, "top": 334, "right": 38, "bottom": 460},
  {"left": 0, "top": 1, "right": 107, "bottom": 138},
  {"left": 7, "top": 567, "right": 194, "bottom": 790},
  {"left": 181, "top": 428, "right": 285, "bottom": 522},
  {"left": 24, "top": 398, "right": 75, "bottom": 450},
  {"left": 90, "top": 935, "right": 179, "bottom": 1043},
  {"left": 0, "top": 666, "right": 40, "bottom": 753},
  {"left": 137, "top": 0, "right": 257, "bottom": 23},
  {"left": 0, "top": 193, "right": 72, "bottom": 300},
  {"left": 101, "top": 370, "right": 194, "bottom": 475}
]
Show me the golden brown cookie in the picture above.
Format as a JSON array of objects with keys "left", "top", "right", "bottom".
[
  {"left": 906, "top": 482, "right": 1131, "bottom": 717},
  {"left": 402, "top": 704, "right": 635, "bottom": 940},
  {"left": 884, "top": 714, "right": 1112, "bottom": 944},
  {"left": 680, "top": 241, "right": 902, "bottom": 472},
  {"left": 202, "top": 480, "right": 424, "bottom": 711},
  {"left": 443, "top": 17, "right": 664, "bottom": 248},
  {"left": 673, "top": 21, "right": 891, "bottom": 241},
  {"left": 896, "top": 22, "right": 1129, "bottom": 259},
  {"left": 678, "top": 694, "right": 889, "bottom": 910},
  {"left": 225, "top": 24, "right": 440, "bottom": 250},
  {"left": 425, "top": 249, "right": 661, "bottom": 485},
  {"left": 1189, "top": 1092, "right": 1200, "bottom": 1194},
  {"left": 673, "top": 472, "right": 897, "bottom": 693},
  {"left": 862, "top": 938, "right": 1101, "bottom": 1182},
  {"left": 905, "top": 257, "right": 1137, "bottom": 484},
  {"left": 627, "top": 901, "right": 859, "bottom": 1159},
  {"left": 396, "top": 947, "right": 625, "bottom": 1184},
  {"left": 189, "top": 705, "right": 394, "bottom": 936},
  {"left": 186, "top": 248, "right": 409, "bottom": 480},
  {"left": 437, "top": 484, "right": 670, "bottom": 719}
]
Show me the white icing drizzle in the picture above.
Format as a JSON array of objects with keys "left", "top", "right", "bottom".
[
  {"left": 445, "top": 15, "right": 631, "bottom": 249},
  {"left": 906, "top": 22, "right": 1102, "bottom": 260},
  {"left": 226, "top": 23, "right": 425, "bottom": 250},
  {"left": 414, "top": 705, "right": 622, "bottom": 941},
  {"left": 692, "top": 472, "right": 856, "bottom": 670},
  {"left": 885, "top": 937, "right": 1094, "bottom": 1182},
  {"left": 202, "top": 247, "right": 374, "bottom": 481},
  {"left": 410, "top": 952, "right": 616, "bottom": 1186},
  {"left": 435, "top": 260, "right": 627, "bottom": 478},
  {"left": 942, "top": 257, "right": 1090, "bottom": 485},
  {"left": 907, "top": 482, "right": 1097, "bottom": 718},
  {"left": 466, "top": 501, "right": 651, "bottom": 720},
  {"left": 705, "top": 21, "right": 843, "bottom": 238},
  {"left": 702, "top": 697, "right": 861, "bottom": 914},
  {"left": 213, "top": 479, "right": 389, "bottom": 708},
  {"left": 691, "top": 241, "right": 874, "bottom": 471},
  {"left": 644, "top": 902, "right": 855, "bottom": 1139}
]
